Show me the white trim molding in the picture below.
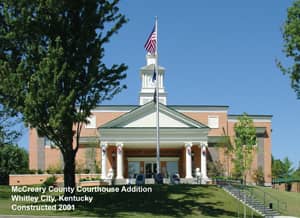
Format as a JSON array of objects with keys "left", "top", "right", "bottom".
[{"left": 127, "top": 157, "right": 179, "bottom": 162}]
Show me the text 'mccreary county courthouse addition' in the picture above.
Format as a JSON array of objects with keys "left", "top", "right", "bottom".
[{"left": 28, "top": 53, "right": 272, "bottom": 186}]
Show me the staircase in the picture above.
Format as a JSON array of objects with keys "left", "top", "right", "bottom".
[{"left": 222, "top": 184, "right": 280, "bottom": 217}]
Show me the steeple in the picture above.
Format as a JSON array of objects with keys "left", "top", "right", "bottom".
[{"left": 139, "top": 54, "right": 167, "bottom": 105}]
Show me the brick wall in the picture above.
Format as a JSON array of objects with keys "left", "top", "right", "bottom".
[{"left": 9, "top": 174, "right": 100, "bottom": 186}]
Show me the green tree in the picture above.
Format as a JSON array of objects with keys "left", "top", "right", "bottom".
[
  {"left": 0, "top": 108, "right": 21, "bottom": 147},
  {"left": 282, "top": 157, "right": 294, "bottom": 177},
  {"left": 232, "top": 113, "right": 257, "bottom": 183},
  {"left": 0, "top": 1, "right": 127, "bottom": 193},
  {"left": 292, "top": 164, "right": 300, "bottom": 178},
  {"left": 233, "top": 113, "right": 256, "bottom": 218},
  {"left": 272, "top": 156, "right": 285, "bottom": 179},
  {"left": 277, "top": 0, "right": 300, "bottom": 98},
  {"left": 0, "top": 144, "right": 28, "bottom": 185},
  {"left": 272, "top": 156, "right": 294, "bottom": 179},
  {"left": 207, "top": 160, "right": 225, "bottom": 178}
]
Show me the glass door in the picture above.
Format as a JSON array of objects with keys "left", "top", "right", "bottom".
[{"left": 145, "top": 162, "right": 157, "bottom": 178}]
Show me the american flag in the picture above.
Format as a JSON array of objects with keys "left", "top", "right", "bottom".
[{"left": 144, "top": 25, "right": 157, "bottom": 54}]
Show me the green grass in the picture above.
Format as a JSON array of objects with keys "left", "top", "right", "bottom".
[
  {"left": 249, "top": 186, "right": 300, "bottom": 217},
  {"left": 0, "top": 185, "right": 261, "bottom": 218}
]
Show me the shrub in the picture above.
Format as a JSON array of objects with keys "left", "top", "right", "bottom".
[
  {"left": 207, "top": 160, "right": 225, "bottom": 178},
  {"left": 83, "top": 168, "right": 90, "bottom": 174},
  {"left": 79, "top": 176, "right": 100, "bottom": 182},
  {"left": 0, "top": 144, "right": 28, "bottom": 185},
  {"left": 43, "top": 175, "right": 57, "bottom": 187},
  {"left": 253, "top": 166, "right": 265, "bottom": 185},
  {"left": 46, "top": 164, "right": 62, "bottom": 174},
  {"left": 95, "top": 161, "right": 101, "bottom": 174}
]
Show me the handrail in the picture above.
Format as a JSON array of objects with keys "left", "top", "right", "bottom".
[
  {"left": 255, "top": 187, "right": 287, "bottom": 213},
  {"left": 216, "top": 178, "right": 287, "bottom": 214},
  {"left": 242, "top": 184, "right": 287, "bottom": 214}
]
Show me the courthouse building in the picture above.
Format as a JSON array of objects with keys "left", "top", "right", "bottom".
[{"left": 29, "top": 54, "right": 272, "bottom": 185}]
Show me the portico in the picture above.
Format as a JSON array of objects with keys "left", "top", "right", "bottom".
[
  {"left": 98, "top": 101, "right": 210, "bottom": 182},
  {"left": 26, "top": 52, "right": 273, "bottom": 187}
]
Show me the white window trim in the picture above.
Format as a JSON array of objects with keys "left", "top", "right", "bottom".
[{"left": 208, "top": 116, "right": 219, "bottom": 129}]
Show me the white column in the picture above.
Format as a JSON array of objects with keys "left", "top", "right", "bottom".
[
  {"left": 200, "top": 141, "right": 208, "bottom": 180},
  {"left": 101, "top": 142, "right": 108, "bottom": 179},
  {"left": 116, "top": 142, "right": 124, "bottom": 179},
  {"left": 185, "top": 142, "right": 193, "bottom": 179}
]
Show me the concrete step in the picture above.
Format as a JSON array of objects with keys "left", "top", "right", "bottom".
[{"left": 222, "top": 185, "right": 281, "bottom": 217}]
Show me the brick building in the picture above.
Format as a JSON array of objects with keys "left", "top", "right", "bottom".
[{"left": 29, "top": 54, "right": 272, "bottom": 185}]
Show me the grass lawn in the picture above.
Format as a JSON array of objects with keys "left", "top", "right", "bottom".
[
  {"left": 0, "top": 185, "right": 261, "bottom": 218},
  {"left": 249, "top": 186, "right": 300, "bottom": 217}
]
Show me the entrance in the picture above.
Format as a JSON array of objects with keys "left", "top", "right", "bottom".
[{"left": 145, "top": 162, "right": 157, "bottom": 178}]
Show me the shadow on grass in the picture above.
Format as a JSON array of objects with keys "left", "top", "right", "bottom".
[
  {"left": 74, "top": 185, "right": 246, "bottom": 218},
  {"left": 0, "top": 185, "right": 261, "bottom": 217}
]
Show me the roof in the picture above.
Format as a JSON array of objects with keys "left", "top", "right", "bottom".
[
  {"left": 228, "top": 114, "right": 273, "bottom": 121},
  {"left": 272, "top": 178, "right": 300, "bottom": 183},
  {"left": 90, "top": 105, "right": 272, "bottom": 118},
  {"left": 99, "top": 101, "right": 209, "bottom": 129},
  {"left": 91, "top": 104, "right": 229, "bottom": 112}
]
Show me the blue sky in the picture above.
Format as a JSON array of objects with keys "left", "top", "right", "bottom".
[{"left": 19, "top": 1, "right": 300, "bottom": 168}]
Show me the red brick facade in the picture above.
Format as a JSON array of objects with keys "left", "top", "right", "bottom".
[{"left": 28, "top": 106, "right": 272, "bottom": 185}]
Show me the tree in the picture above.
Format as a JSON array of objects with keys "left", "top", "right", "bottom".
[
  {"left": 232, "top": 113, "right": 257, "bottom": 183},
  {"left": 0, "top": 106, "right": 21, "bottom": 146},
  {"left": 233, "top": 113, "right": 256, "bottom": 218},
  {"left": 292, "top": 164, "right": 300, "bottom": 178},
  {"left": 282, "top": 157, "right": 294, "bottom": 177},
  {"left": 207, "top": 160, "right": 225, "bottom": 178},
  {"left": 272, "top": 156, "right": 294, "bottom": 179},
  {"left": 277, "top": 0, "right": 300, "bottom": 98},
  {"left": 272, "top": 156, "right": 285, "bottom": 179},
  {"left": 0, "top": 144, "right": 28, "bottom": 185},
  {"left": 252, "top": 166, "right": 264, "bottom": 186},
  {"left": 0, "top": 1, "right": 127, "bottom": 194}
]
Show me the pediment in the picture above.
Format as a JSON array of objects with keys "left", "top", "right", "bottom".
[
  {"left": 125, "top": 111, "right": 189, "bottom": 127},
  {"left": 100, "top": 101, "right": 208, "bottom": 129}
]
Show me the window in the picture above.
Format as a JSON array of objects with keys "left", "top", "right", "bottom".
[
  {"left": 128, "top": 162, "right": 140, "bottom": 178},
  {"left": 208, "top": 116, "right": 219, "bottom": 128},
  {"left": 44, "top": 137, "right": 55, "bottom": 148},
  {"left": 166, "top": 161, "right": 178, "bottom": 177},
  {"left": 86, "top": 115, "right": 96, "bottom": 128}
]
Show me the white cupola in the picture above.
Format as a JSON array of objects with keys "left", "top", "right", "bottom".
[{"left": 139, "top": 54, "right": 167, "bottom": 105}]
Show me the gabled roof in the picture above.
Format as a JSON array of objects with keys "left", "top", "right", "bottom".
[
  {"left": 228, "top": 114, "right": 272, "bottom": 120},
  {"left": 99, "top": 101, "right": 209, "bottom": 129}
]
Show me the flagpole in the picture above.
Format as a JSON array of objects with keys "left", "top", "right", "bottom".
[{"left": 155, "top": 16, "right": 160, "bottom": 175}]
